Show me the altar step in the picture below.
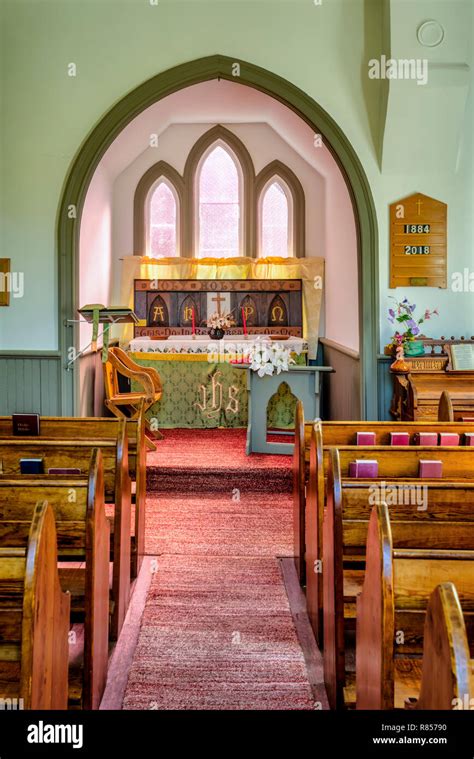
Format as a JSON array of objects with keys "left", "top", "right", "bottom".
[{"left": 147, "top": 465, "right": 292, "bottom": 495}]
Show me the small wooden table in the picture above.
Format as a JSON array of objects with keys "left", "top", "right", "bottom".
[{"left": 236, "top": 365, "right": 333, "bottom": 454}]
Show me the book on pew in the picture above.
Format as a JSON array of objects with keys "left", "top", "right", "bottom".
[
  {"left": 465, "top": 433, "right": 474, "bottom": 447},
  {"left": 48, "top": 467, "right": 82, "bottom": 475},
  {"left": 348, "top": 460, "right": 378, "bottom": 477},
  {"left": 390, "top": 431, "right": 410, "bottom": 446},
  {"left": 419, "top": 459, "right": 442, "bottom": 478},
  {"left": 12, "top": 413, "right": 40, "bottom": 436},
  {"left": 356, "top": 431, "right": 376, "bottom": 445},
  {"left": 20, "top": 458, "right": 44, "bottom": 474},
  {"left": 414, "top": 432, "right": 438, "bottom": 446},
  {"left": 439, "top": 433, "right": 460, "bottom": 446}
]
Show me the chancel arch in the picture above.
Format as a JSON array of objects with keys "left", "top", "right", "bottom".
[{"left": 58, "top": 56, "right": 378, "bottom": 418}]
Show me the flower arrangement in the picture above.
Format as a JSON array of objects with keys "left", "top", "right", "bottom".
[
  {"left": 206, "top": 312, "right": 235, "bottom": 330},
  {"left": 249, "top": 343, "right": 295, "bottom": 377},
  {"left": 387, "top": 297, "right": 438, "bottom": 349}
]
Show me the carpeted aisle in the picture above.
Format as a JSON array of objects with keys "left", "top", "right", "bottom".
[{"left": 122, "top": 429, "right": 321, "bottom": 710}]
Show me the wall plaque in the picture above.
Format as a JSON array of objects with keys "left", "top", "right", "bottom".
[
  {"left": 0, "top": 259, "right": 10, "bottom": 307},
  {"left": 389, "top": 193, "right": 447, "bottom": 288}
]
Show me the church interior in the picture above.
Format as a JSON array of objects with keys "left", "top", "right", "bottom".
[{"left": 1, "top": 0, "right": 474, "bottom": 740}]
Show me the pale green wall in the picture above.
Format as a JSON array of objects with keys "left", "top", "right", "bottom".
[{"left": 1, "top": 0, "right": 472, "bottom": 351}]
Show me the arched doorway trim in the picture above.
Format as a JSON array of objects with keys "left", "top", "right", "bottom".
[{"left": 57, "top": 55, "right": 378, "bottom": 417}]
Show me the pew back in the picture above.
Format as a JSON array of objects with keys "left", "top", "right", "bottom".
[
  {"left": 0, "top": 501, "right": 70, "bottom": 709},
  {"left": 356, "top": 503, "right": 474, "bottom": 709}
]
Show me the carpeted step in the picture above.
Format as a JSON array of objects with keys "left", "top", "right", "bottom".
[{"left": 147, "top": 466, "right": 292, "bottom": 495}]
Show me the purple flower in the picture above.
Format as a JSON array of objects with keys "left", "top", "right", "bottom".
[
  {"left": 411, "top": 325, "right": 420, "bottom": 336},
  {"left": 409, "top": 303, "right": 416, "bottom": 312}
]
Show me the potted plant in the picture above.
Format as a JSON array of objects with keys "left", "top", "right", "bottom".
[
  {"left": 386, "top": 298, "right": 439, "bottom": 357},
  {"left": 206, "top": 312, "right": 235, "bottom": 340}
]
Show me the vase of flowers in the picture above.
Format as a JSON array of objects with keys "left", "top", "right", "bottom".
[
  {"left": 387, "top": 297, "right": 438, "bottom": 356},
  {"left": 206, "top": 312, "right": 235, "bottom": 340},
  {"left": 248, "top": 343, "right": 295, "bottom": 377}
]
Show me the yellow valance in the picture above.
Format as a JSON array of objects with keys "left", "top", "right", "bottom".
[{"left": 119, "top": 256, "right": 324, "bottom": 359}]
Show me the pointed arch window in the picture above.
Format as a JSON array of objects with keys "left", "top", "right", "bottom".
[
  {"left": 259, "top": 178, "right": 293, "bottom": 258},
  {"left": 147, "top": 179, "right": 179, "bottom": 258},
  {"left": 196, "top": 143, "right": 242, "bottom": 258}
]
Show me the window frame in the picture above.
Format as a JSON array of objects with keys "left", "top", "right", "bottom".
[
  {"left": 146, "top": 176, "right": 181, "bottom": 258},
  {"left": 134, "top": 129, "right": 305, "bottom": 259},
  {"left": 258, "top": 176, "right": 294, "bottom": 259},
  {"left": 133, "top": 161, "right": 184, "bottom": 257},
  {"left": 194, "top": 139, "right": 244, "bottom": 259},
  {"left": 255, "top": 160, "right": 305, "bottom": 259}
]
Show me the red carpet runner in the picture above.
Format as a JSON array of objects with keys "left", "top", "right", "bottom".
[{"left": 122, "top": 430, "right": 316, "bottom": 710}]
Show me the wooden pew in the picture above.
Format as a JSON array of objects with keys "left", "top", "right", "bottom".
[
  {"left": 323, "top": 447, "right": 474, "bottom": 709},
  {"left": 356, "top": 503, "right": 474, "bottom": 710},
  {"left": 414, "top": 582, "right": 473, "bottom": 710},
  {"left": 293, "top": 400, "right": 474, "bottom": 585},
  {"left": 0, "top": 409, "right": 146, "bottom": 577},
  {"left": 0, "top": 501, "right": 70, "bottom": 709},
  {"left": 0, "top": 449, "right": 110, "bottom": 709},
  {"left": 0, "top": 462, "right": 128, "bottom": 641},
  {"left": 305, "top": 429, "right": 474, "bottom": 645},
  {"left": 0, "top": 421, "right": 133, "bottom": 620}
]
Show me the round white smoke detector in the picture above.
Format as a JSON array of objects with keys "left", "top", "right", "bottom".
[{"left": 417, "top": 20, "right": 445, "bottom": 47}]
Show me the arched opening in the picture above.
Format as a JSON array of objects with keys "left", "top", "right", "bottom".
[{"left": 58, "top": 55, "right": 378, "bottom": 418}]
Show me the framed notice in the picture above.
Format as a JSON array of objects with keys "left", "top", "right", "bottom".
[
  {"left": 389, "top": 193, "right": 447, "bottom": 288},
  {"left": 445, "top": 343, "right": 474, "bottom": 372},
  {"left": 0, "top": 259, "right": 10, "bottom": 307}
]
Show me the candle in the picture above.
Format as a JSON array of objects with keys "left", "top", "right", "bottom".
[
  {"left": 192, "top": 307, "right": 196, "bottom": 335},
  {"left": 241, "top": 306, "right": 247, "bottom": 336}
]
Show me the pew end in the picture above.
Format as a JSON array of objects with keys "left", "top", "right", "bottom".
[
  {"left": 293, "top": 400, "right": 306, "bottom": 584},
  {"left": 0, "top": 501, "right": 70, "bottom": 710},
  {"left": 415, "top": 583, "right": 472, "bottom": 710}
]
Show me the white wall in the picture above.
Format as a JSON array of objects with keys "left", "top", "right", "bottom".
[{"left": 78, "top": 163, "right": 113, "bottom": 352}]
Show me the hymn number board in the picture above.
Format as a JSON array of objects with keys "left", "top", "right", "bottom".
[
  {"left": 390, "top": 192, "right": 447, "bottom": 288},
  {"left": 133, "top": 279, "right": 303, "bottom": 337}
]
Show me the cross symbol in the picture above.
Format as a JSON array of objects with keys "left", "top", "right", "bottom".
[
  {"left": 416, "top": 198, "right": 423, "bottom": 215},
  {"left": 211, "top": 293, "right": 226, "bottom": 315}
]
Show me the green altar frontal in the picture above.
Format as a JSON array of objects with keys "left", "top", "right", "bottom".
[{"left": 130, "top": 352, "right": 306, "bottom": 429}]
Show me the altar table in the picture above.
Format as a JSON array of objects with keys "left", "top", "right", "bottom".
[{"left": 128, "top": 336, "right": 307, "bottom": 430}]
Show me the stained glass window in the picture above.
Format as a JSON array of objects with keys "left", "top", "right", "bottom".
[
  {"left": 260, "top": 180, "right": 291, "bottom": 258},
  {"left": 148, "top": 181, "right": 178, "bottom": 257},
  {"left": 198, "top": 144, "right": 240, "bottom": 258}
]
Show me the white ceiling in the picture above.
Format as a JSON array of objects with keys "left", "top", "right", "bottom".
[{"left": 99, "top": 78, "right": 340, "bottom": 181}]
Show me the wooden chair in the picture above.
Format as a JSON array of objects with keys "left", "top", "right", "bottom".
[
  {"left": 0, "top": 500, "right": 70, "bottom": 709},
  {"left": 103, "top": 346, "right": 163, "bottom": 450}
]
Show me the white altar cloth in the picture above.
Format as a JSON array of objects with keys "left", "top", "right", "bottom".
[{"left": 128, "top": 335, "right": 308, "bottom": 355}]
